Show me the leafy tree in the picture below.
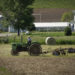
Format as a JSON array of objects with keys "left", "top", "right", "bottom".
[
  {"left": 61, "top": 12, "right": 73, "bottom": 22},
  {"left": 0, "top": 19, "right": 9, "bottom": 28},
  {"left": 0, "top": 0, "right": 35, "bottom": 36}
]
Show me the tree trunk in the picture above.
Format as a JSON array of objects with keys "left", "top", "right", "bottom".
[{"left": 17, "top": 28, "right": 20, "bottom": 36}]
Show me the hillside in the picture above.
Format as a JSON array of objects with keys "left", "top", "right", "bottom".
[{"left": 32, "top": 0, "right": 75, "bottom": 9}]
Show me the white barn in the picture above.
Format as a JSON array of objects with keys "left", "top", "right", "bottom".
[
  {"left": 34, "top": 22, "right": 75, "bottom": 31},
  {"left": 8, "top": 22, "right": 75, "bottom": 32}
]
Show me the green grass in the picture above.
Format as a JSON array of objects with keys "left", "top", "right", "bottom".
[
  {"left": 7, "top": 31, "right": 75, "bottom": 45},
  {"left": 0, "top": 31, "right": 75, "bottom": 45},
  {"left": 32, "top": 0, "right": 75, "bottom": 9},
  {"left": 0, "top": 66, "right": 11, "bottom": 75},
  {"left": 31, "top": 31, "right": 64, "bottom": 37},
  {"left": 0, "top": 67, "right": 6, "bottom": 72}
]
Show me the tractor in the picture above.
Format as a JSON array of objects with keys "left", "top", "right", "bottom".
[{"left": 11, "top": 41, "right": 42, "bottom": 56}]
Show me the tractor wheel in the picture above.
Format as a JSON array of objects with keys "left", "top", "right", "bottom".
[
  {"left": 28, "top": 43, "right": 42, "bottom": 56},
  {"left": 11, "top": 49, "right": 18, "bottom": 55}
]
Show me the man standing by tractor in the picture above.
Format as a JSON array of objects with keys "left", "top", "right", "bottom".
[{"left": 27, "top": 36, "right": 32, "bottom": 46}]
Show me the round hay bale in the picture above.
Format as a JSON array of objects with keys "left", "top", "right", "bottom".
[{"left": 45, "top": 37, "right": 56, "bottom": 45}]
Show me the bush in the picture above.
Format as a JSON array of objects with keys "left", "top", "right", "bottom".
[{"left": 64, "top": 26, "right": 72, "bottom": 36}]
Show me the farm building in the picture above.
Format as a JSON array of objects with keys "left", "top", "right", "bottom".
[
  {"left": 33, "top": 8, "right": 72, "bottom": 22},
  {"left": 34, "top": 22, "right": 75, "bottom": 31},
  {"left": 0, "top": 15, "right": 3, "bottom": 30},
  {"left": 8, "top": 9, "right": 75, "bottom": 32},
  {"left": 0, "top": 8, "right": 75, "bottom": 32},
  {"left": 0, "top": 14, "right": 8, "bottom": 31},
  {"left": 8, "top": 22, "right": 75, "bottom": 32}
]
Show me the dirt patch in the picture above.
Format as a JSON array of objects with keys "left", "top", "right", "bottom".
[{"left": 0, "top": 57, "right": 75, "bottom": 75}]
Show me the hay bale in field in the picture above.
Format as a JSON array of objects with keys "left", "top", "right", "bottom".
[{"left": 45, "top": 37, "right": 56, "bottom": 45}]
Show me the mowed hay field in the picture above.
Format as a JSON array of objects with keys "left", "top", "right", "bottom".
[{"left": 0, "top": 44, "right": 75, "bottom": 75}]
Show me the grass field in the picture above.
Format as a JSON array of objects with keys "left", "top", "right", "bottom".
[
  {"left": 0, "top": 31, "right": 75, "bottom": 44},
  {"left": 6, "top": 31, "right": 75, "bottom": 45},
  {"left": 32, "top": 0, "right": 75, "bottom": 9},
  {"left": 0, "top": 31, "right": 75, "bottom": 75},
  {"left": 0, "top": 44, "right": 75, "bottom": 75},
  {"left": 0, "top": 0, "right": 75, "bottom": 74},
  {"left": 0, "top": 44, "right": 75, "bottom": 57},
  {"left": 1, "top": 57, "right": 75, "bottom": 75}
]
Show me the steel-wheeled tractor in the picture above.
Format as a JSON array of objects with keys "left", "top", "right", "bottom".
[{"left": 11, "top": 42, "right": 42, "bottom": 56}]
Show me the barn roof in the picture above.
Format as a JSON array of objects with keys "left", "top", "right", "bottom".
[{"left": 33, "top": 8, "right": 72, "bottom": 22}]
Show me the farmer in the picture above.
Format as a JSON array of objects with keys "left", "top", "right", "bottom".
[{"left": 27, "top": 36, "right": 32, "bottom": 46}]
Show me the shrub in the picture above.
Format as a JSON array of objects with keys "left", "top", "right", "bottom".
[{"left": 64, "top": 26, "right": 72, "bottom": 36}]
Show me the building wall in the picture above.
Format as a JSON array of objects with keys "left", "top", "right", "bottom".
[
  {"left": 33, "top": 8, "right": 72, "bottom": 22},
  {"left": 74, "top": 15, "right": 75, "bottom": 30},
  {"left": 1, "top": 8, "right": 74, "bottom": 32},
  {"left": 34, "top": 22, "right": 70, "bottom": 31},
  {"left": 8, "top": 25, "right": 16, "bottom": 32},
  {"left": 8, "top": 22, "right": 75, "bottom": 32}
]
